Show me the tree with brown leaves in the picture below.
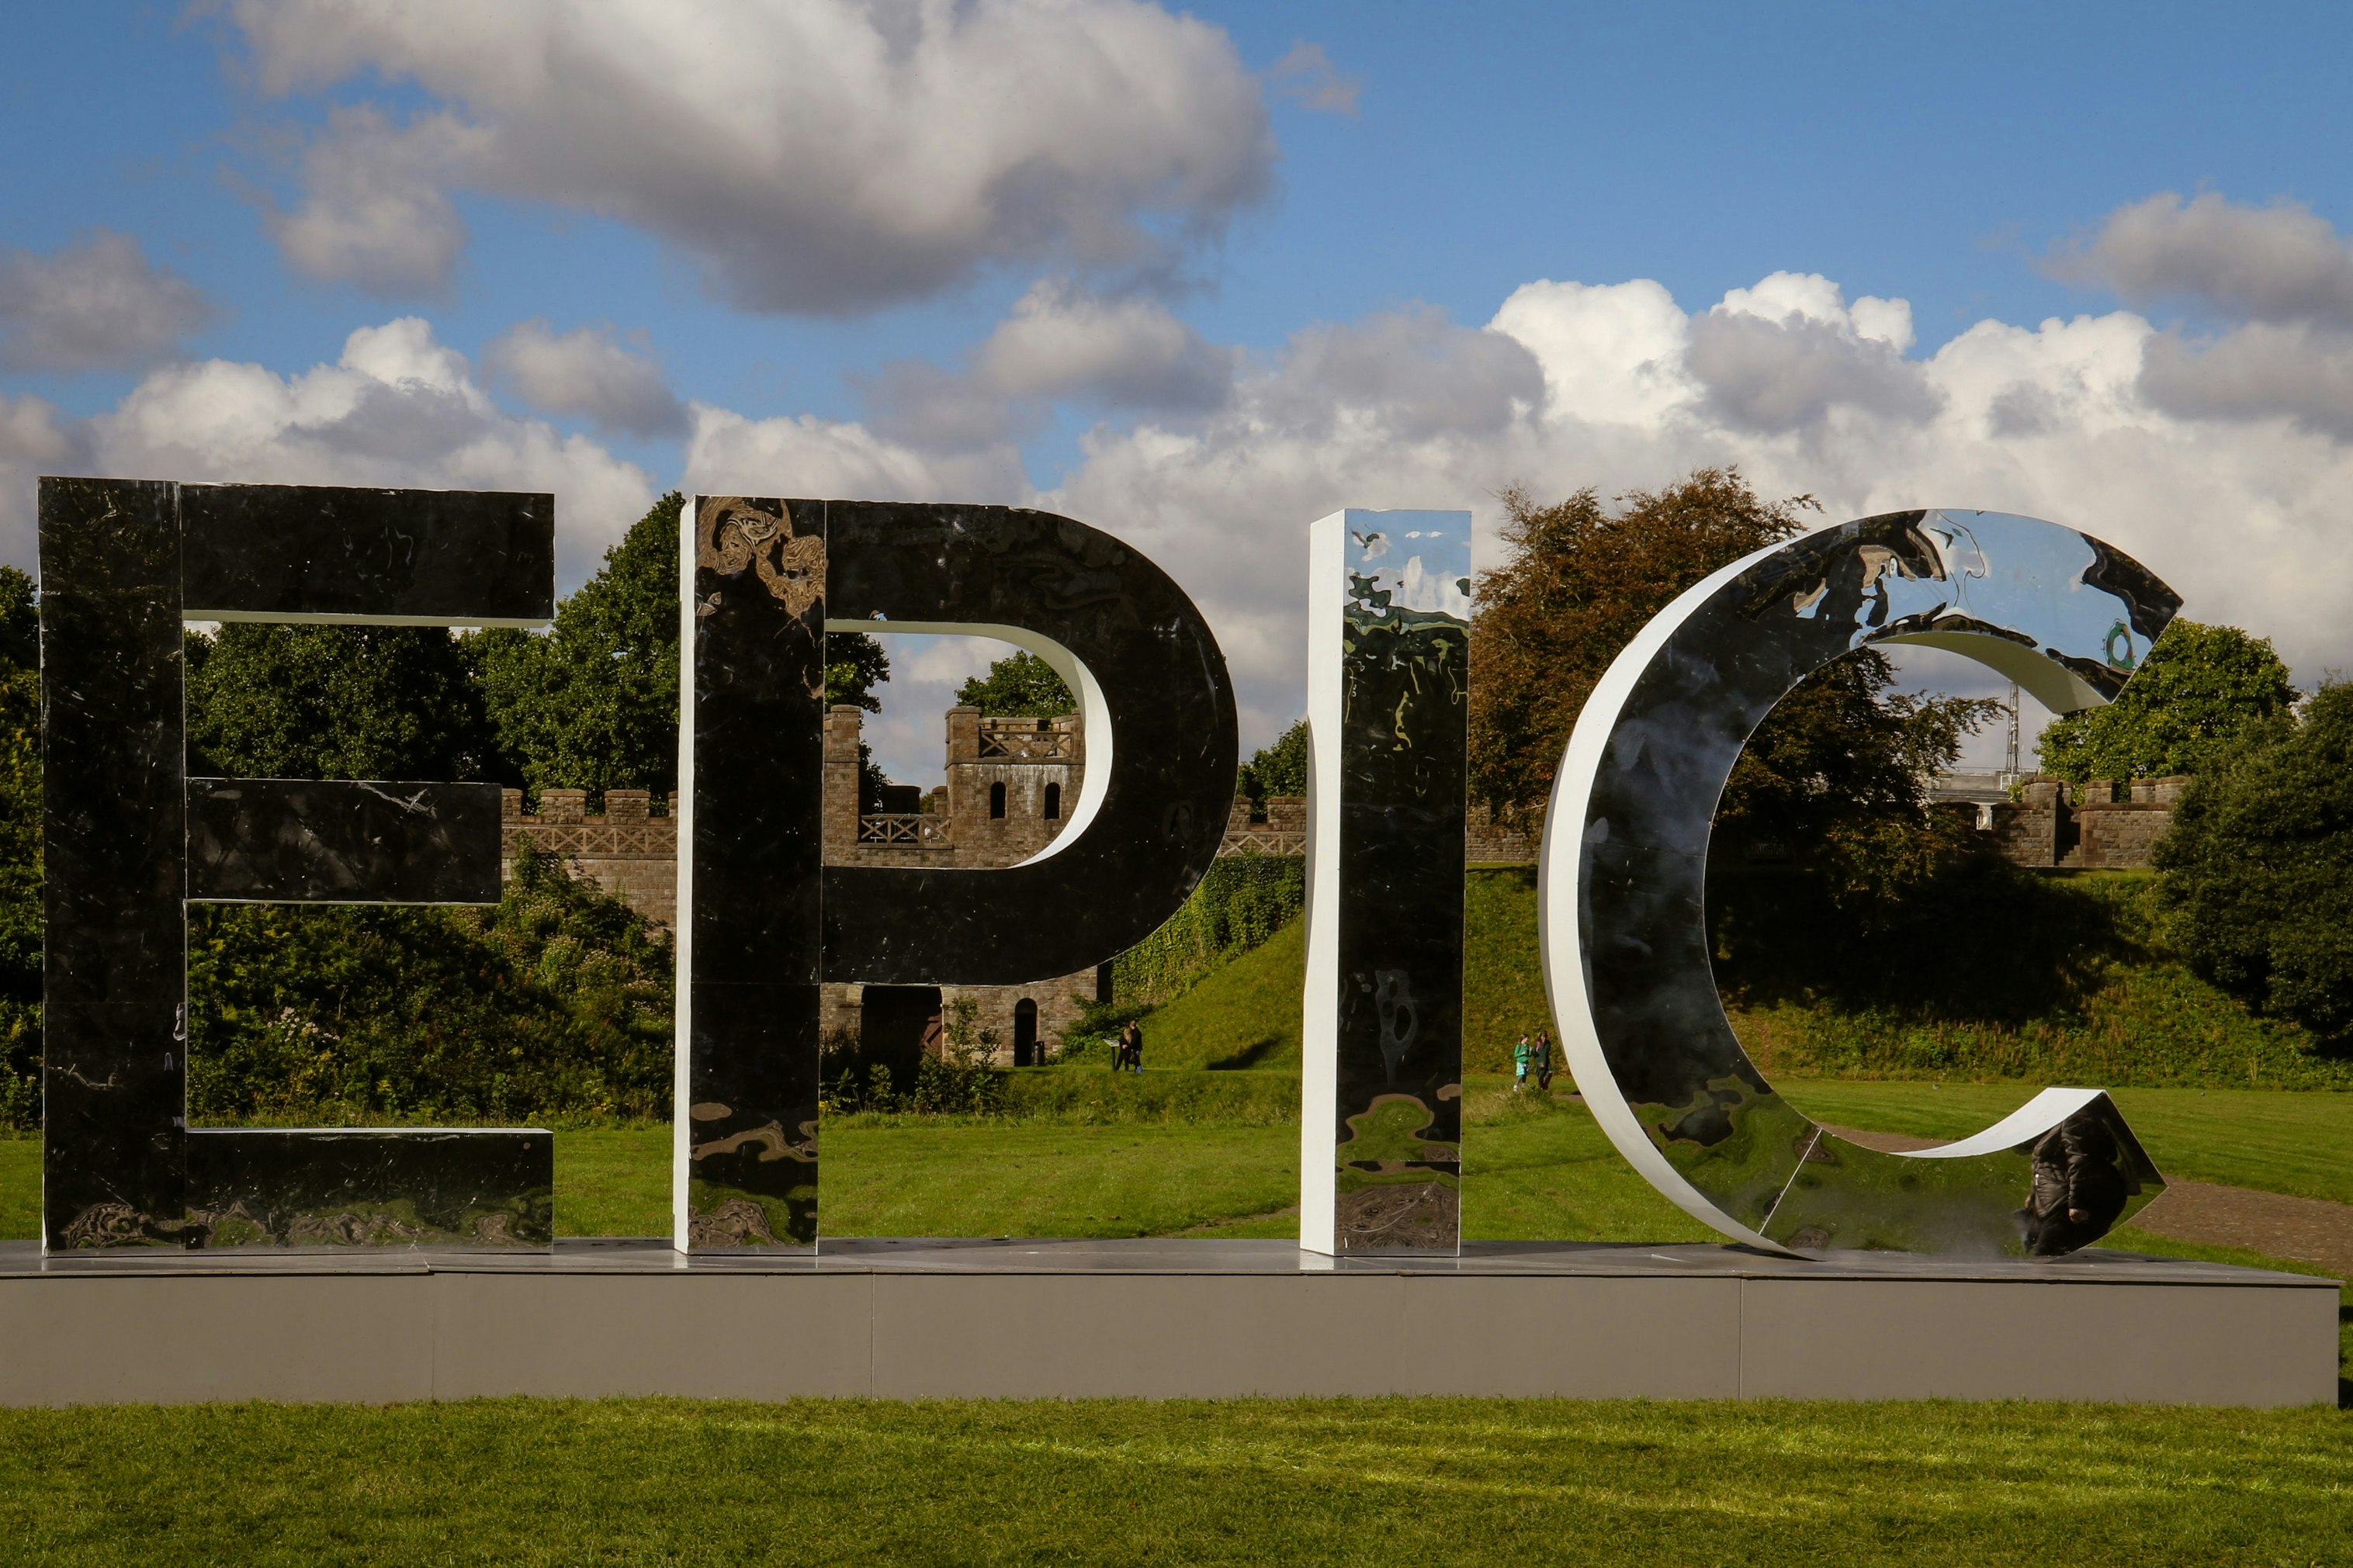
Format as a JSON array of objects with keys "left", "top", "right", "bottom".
[{"left": 1468, "top": 469, "right": 1816, "bottom": 820}]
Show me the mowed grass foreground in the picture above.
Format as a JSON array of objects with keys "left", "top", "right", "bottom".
[{"left": 2, "top": 1397, "right": 2349, "bottom": 1566}]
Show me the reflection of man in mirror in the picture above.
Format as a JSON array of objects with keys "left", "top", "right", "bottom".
[{"left": 2019, "top": 1113, "right": 2130, "bottom": 1255}]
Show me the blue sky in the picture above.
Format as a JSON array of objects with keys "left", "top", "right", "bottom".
[{"left": 5, "top": 2, "right": 2351, "bottom": 781}]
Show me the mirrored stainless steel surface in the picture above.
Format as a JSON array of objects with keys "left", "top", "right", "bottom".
[
  {"left": 1540, "top": 510, "right": 2178, "bottom": 1256},
  {"left": 1301, "top": 510, "right": 1471, "bottom": 1255}
]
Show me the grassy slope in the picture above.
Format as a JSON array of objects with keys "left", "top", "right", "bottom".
[
  {"left": 3, "top": 1397, "right": 2348, "bottom": 1566},
  {"left": 1131, "top": 868, "right": 1548, "bottom": 1076},
  {"left": 1131, "top": 916, "right": 1305, "bottom": 1070}
]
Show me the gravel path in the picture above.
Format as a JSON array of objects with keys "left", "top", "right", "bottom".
[{"left": 1822, "top": 1123, "right": 2353, "bottom": 1279}]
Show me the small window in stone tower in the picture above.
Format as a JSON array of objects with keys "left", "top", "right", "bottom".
[
  {"left": 989, "top": 781, "right": 1007, "bottom": 819},
  {"left": 1043, "top": 782, "right": 1062, "bottom": 820}
]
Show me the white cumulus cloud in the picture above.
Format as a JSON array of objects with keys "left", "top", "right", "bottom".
[
  {"left": 2047, "top": 190, "right": 2353, "bottom": 326},
  {"left": 484, "top": 319, "right": 687, "bottom": 438},
  {"left": 222, "top": 0, "right": 1274, "bottom": 313},
  {"left": 867, "top": 279, "right": 1233, "bottom": 451},
  {"left": 0, "top": 393, "right": 83, "bottom": 566},
  {"left": 1026, "top": 259, "right": 2353, "bottom": 752},
  {"left": 82, "top": 318, "right": 657, "bottom": 590}
]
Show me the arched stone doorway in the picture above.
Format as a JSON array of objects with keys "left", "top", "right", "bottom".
[{"left": 1012, "top": 997, "right": 1039, "bottom": 1066}]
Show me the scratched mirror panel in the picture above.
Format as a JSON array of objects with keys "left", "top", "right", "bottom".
[
  {"left": 1327, "top": 510, "right": 1471, "bottom": 1255},
  {"left": 38, "top": 478, "right": 556, "bottom": 1253},
  {"left": 681, "top": 496, "right": 828, "bottom": 1251},
  {"left": 1562, "top": 511, "right": 2178, "bottom": 1256},
  {"left": 188, "top": 1129, "right": 553, "bottom": 1248}
]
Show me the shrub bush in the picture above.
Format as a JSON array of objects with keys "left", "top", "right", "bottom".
[
  {"left": 1110, "top": 853, "right": 1305, "bottom": 1006},
  {"left": 2154, "top": 683, "right": 2353, "bottom": 1044},
  {"left": 186, "top": 843, "right": 674, "bottom": 1125}
]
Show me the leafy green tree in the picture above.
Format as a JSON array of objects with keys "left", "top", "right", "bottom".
[
  {"left": 2036, "top": 619, "right": 2298, "bottom": 782},
  {"left": 187, "top": 842, "right": 674, "bottom": 1123},
  {"left": 0, "top": 566, "right": 39, "bottom": 1125},
  {"left": 828, "top": 632, "right": 890, "bottom": 714},
  {"left": 1468, "top": 470, "right": 1999, "bottom": 968},
  {"left": 185, "top": 624, "right": 497, "bottom": 781},
  {"left": 1237, "top": 718, "right": 1307, "bottom": 802},
  {"left": 2154, "top": 684, "right": 2353, "bottom": 1042},
  {"left": 476, "top": 493, "right": 683, "bottom": 797},
  {"left": 1710, "top": 651, "right": 2001, "bottom": 947},
  {"left": 0, "top": 564, "right": 33, "bottom": 670},
  {"left": 478, "top": 491, "right": 889, "bottom": 800},
  {"left": 955, "top": 649, "right": 1073, "bottom": 715}
]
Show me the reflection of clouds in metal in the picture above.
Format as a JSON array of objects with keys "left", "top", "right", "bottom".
[
  {"left": 1305, "top": 507, "right": 1472, "bottom": 1256},
  {"left": 1540, "top": 510, "right": 2178, "bottom": 1257},
  {"left": 1347, "top": 509, "right": 1474, "bottom": 621}
]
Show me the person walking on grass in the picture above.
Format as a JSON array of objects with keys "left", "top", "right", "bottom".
[
  {"left": 1534, "top": 1030, "right": 1554, "bottom": 1092},
  {"left": 1513, "top": 1032, "right": 1532, "bottom": 1091},
  {"left": 1119, "top": 1019, "right": 1144, "bottom": 1075}
]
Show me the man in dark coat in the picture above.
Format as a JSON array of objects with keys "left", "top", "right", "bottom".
[{"left": 2018, "top": 1111, "right": 2130, "bottom": 1255}]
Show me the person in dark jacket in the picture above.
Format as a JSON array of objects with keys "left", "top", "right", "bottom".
[
  {"left": 2018, "top": 1111, "right": 2130, "bottom": 1255},
  {"left": 1118, "top": 1019, "right": 1143, "bottom": 1074}
]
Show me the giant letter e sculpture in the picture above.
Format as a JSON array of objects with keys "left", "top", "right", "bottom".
[{"left": 40, "top": 478, "right": 556, "bottom": 1251}]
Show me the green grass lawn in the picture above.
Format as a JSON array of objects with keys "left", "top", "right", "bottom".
[
  {"left": 1, "top": 1396, "right": 2347, "bottom": 1566},
  {"left": 549, "top": 1093, "right": 1698, "bottom": 1242},
  {"left": 0, "top": 1135, "right": 32, "bottom": 1238},
  {"left": 1780, "top": 1078, "right": 2353, "bottom": 1206},
  {"left": 1138, "top": 916, "right": 1305, "bottom": 1070},
  {"left": 5, "top": 1083, "right": 2343, "bottom": 1243}
]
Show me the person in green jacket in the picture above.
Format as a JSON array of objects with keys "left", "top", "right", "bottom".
[{"left": 1513, "top": 1032, "right": 1533, "bottom": 1091}]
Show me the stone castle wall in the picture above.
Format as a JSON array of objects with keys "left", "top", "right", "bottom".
[
  {"left": 501, "top": 764, "right": 2177, "bottom": 1001},
  {"left": 1218, "top": 796, "right": 1537, "bottom": 864},
  {"left": 502, "top": 788, "right": 677, "bottom": 929},
  {"left": 1974, "top": 777, "right": 2188, "bottom": 871}
]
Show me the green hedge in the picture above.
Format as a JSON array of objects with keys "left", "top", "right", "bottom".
[
  {"left": 185, "top": 843, "right": 674, "bottom": 1126},
  {"left": 1110, "top": 853, "right": 1305, "bottom": 1006}
]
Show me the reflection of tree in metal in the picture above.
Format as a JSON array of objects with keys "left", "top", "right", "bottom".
[
  {"left": 1305, "top": 509, "right": 1471, "bottom": 1256},
  {"left": 1544, "top": 511, "right": 2175, "bottom": 1257}
]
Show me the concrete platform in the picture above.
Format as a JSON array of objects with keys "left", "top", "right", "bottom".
[{"left": 0, "top": 1238, "right": 2336, "bottom": 1407}]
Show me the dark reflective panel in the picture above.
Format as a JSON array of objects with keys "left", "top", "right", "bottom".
[
  {"left": 822, "top": 500, "right": 1235, "bottom": 984},
  {"left": 1305, "top": 510, "right": 1470, "bottom": 1255},
  {"left": 1543, "top": 511, "right": 2178, "bottom": 1256},
  {"left": 680, "top": 497, "right": 828, "bottom": 1251},
  {"left": 680, "top": 497, "right": 1237, "bottom": 1251},
  {"left": 39, "top": 477, "right": 187, "bottom": 1248},
  {"left": 186, "top": 1128, "right": 553, "bottom": 1248},
  {"left": 180, "top": 483, "right": 553, "bottom": 626},
  {"left": 38, "top": 476, "right": 555, "bottom": 1252},
  {"left": 186, "top": 779, "right": 502, "bottom": 904}
]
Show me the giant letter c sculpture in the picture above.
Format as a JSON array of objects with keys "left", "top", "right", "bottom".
[{"left": 1541, "top": 510, "right": 2173, "bottom": 1256}]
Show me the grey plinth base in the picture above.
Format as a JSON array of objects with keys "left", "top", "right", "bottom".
[{"left": 0, "top": 1239, "right": 2334, "bottom": 1407}]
